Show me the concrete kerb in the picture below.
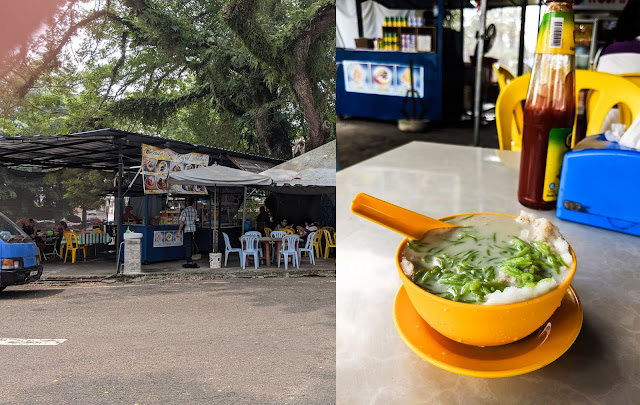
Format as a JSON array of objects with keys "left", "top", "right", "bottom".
[
  {"left": 116, "top": 267, "right": 336, "bottom": 283},
  {"left": 37, "top": 256, "right": 336, "bottom": 285}
]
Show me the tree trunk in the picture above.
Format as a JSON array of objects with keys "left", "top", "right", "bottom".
[
  {"left": 254, "top": 109, "right": 274, "bottom": 156},
  {"left": 289, "top": 70, "right": 328, "bottom": 151},
  {"left": 287, "top": 3, "right": 335, "bottom": 151}
]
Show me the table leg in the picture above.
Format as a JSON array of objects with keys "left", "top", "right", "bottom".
[
  {"left": 274, "top": 241, "right": 282, "bottom": 267},
  {"left": 262, "top": 241, "right": 271, "bottom": 266}
]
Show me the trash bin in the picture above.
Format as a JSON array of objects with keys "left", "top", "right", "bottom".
[{"left": 123, "top": 232, "right": 143, "bottom": 274}]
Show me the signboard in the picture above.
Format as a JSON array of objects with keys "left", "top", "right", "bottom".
[
  {"left": 343, "top": 60, "right": 424, "bottom": 98},
  {"left": 574, "top": 0, "right": 626, "bottom": 11},
  {"left": 153, "top": 230, "right": 183, "bottom": 248},
  {"left": 141, "top": 144, "right": 209, "bottom": 195}
]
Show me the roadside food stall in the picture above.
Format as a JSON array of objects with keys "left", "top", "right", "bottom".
[
  {"left": 337, "top": 0, "right": 449, "bottom": 123},
  {"left": 121, "top": 144, "right": 273, "bottom": 263},
  {"left": 259, "top": 141, "right": 337, "bottom": 228},
  {"left": 0, "top": 129, "right": 282, "bottom": 265},
  {"left": 167, "top": 164, "right": 273, "bottom": 252}
]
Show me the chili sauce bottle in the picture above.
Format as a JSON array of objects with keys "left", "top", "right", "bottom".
[{"left": 518, "top": 0, "right": 575, "bottom": 210}]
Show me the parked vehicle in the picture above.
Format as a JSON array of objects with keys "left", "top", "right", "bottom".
[{"left": 0, "top": 212, "right": 43, "bottom": 291}]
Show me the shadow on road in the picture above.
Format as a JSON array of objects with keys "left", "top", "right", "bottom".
[{"left": 0, "top": 289, "right": 65, "bottom": 300}]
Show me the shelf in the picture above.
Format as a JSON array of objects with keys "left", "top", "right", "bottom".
[{"left": 382, "top": 26, "right": 436, "bottom": 52}]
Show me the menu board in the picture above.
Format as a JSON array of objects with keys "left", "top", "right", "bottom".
[
  {"left": 343, "top": 60, "right": 423, "bottom": 98},
  {"left": 153, "top": 230, "right": 183, "bottom": 248},
  {"left": 142, "top": 144, "right": 209, "bottom": 195}
]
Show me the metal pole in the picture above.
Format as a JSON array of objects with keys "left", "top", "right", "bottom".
[
  {"left": 355, "top": 0, "right": 364, "bottom": 38},
  {"left": 473, "top": 0, "right": 489, "bottom": 146},
  {"left": 215, "top": 186, "right": 220, "bottom": 252},
  {"left": 115, "top": 147, "right": 124, "bottom": 261},
  {"left": 589, "top": 18, "right": 600, "bottom": 69},
  {"left": 241, "top": 186, "right": 247, "bottom": 234},
  {"left": 518, "top": 0, "right": 527, "bottom": 76}
]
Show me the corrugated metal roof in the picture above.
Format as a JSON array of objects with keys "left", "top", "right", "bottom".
[{"left": 0, "top": 128, "right": 282, "bottom": 171}]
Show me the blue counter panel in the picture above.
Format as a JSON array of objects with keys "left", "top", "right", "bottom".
[
  {"left": 120, "top": 225, "right": 183, "bottom": 264},
  {"left": 337, "top": 48, "right": 442, "bottom": 122},
  {"left": 121, "top": 225, "right": 232, "bottom": 263}
]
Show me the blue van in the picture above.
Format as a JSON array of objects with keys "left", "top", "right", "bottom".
[{"left": 0, "top": 212, "right": 43, "bottom": 291}]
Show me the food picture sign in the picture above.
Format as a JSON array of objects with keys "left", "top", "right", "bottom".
[
  {"left": 142, "top": 144, "right": 209, "bottom": 195},
  {"left": 153, "top": 230, "right": 183, "bottom": 248},
  {"left": 343, "top": 60, "right": 423, "bottom": 97}
]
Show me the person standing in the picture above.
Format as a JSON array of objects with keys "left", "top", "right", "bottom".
[
  {"left": 255, "top": 206, "right": 271, "bottom": 235},
  {"left": 178, "top": 198, "right": 199, "bottom": 268}
]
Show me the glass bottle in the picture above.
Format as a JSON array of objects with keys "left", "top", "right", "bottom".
[{"left": 518, "top": 0, "right": 575, "bottom": 210}]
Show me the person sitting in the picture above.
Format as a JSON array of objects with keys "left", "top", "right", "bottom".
[
  {"left": 55, "top": 221, "right": 70, "bottom": 234},
  {"left": 274, "top": 218, "right": 292, "bottom": 231},
  {"left": 54, "top": 221, "right": 70, "bottom": 253},
  {"left": 297, "top": 218, "right": 319, "bottom": 242},
  {"left": 594, "top": 0, "right": 640, "bottom": 132},
  {"left": 22, "top": 218, "right": 46, "bottom": 253},
  {"left": 122, "top": 205, "right": 138, "bottom": 224}
]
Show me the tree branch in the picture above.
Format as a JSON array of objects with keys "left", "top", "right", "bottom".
[
  {"left": 101, "top": 30, "right": 129, "bottom": 106},
  {"left": 16, "top": 9, "right": 111, "bottom": 98}
]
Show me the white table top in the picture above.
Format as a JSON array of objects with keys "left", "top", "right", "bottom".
[{"left": 336, "top": 141, "right": 640, "bottom": 403}]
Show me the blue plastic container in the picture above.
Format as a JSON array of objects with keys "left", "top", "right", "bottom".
[{"left": 556, "top": 134, "right": 640, "bottom": 236}]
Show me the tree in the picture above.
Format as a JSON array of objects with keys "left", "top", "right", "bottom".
[
  {"left": 0, "top": 167, "right": 70, "bottom": 221},
  {"left": 47, "top": 168, "right": 112, "bottom": 227},
  {"left": 223, "top": 0, "right": 336, "bottom": 151},
  {"left": 0, "top": 0, "right": 336, "bottom": 158}
]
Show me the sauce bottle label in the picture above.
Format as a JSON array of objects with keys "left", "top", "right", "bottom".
[
  {"left": 535, "top": 12, "right": 575, "bottom": 55},
  {"left": 543, "top": 127, "right": 572, "bottom": 202}
]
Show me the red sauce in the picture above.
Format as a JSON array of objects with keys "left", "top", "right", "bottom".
[{"left": 518, "top": 74, "right": 575, "bottom": 210}]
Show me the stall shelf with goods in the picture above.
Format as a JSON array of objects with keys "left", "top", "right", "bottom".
[{"left": 336, "top": 0, "right": 467, "bottom": 123}]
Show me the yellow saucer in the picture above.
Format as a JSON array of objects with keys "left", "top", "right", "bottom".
[{"left": 393, "top": 285, "right": 583, "bottom": 378}]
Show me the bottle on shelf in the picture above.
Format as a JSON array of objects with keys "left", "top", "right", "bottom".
[{"left": 518, "top": 0, "right": 575, "bottom": 210}]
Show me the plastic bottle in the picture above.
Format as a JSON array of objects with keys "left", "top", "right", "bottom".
[{"left": 518, "top": 0, "right": 575, "bottom": 210}]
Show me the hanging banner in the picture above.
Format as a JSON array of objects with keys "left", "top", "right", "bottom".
[{"left": 141, "top": 144, "right": 209, "bottom": 195}]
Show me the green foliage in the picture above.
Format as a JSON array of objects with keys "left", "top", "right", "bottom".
[
  {"left": 0, "top": 0, "right": 334, "bottom": 220},
  {"left": 0, "top": 0, "right": 334, "bottom": 158},
  {"left": 0, "top": 168, "right": 70, "bottom": 221}
]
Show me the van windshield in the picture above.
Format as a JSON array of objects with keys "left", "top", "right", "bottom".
[{"left": 0, "top": 212, "right": 31, "bottom": 243}]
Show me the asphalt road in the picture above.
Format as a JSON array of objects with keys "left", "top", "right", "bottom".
[{"left": 0, "top": 277, "right": 335, "bottom": 404}]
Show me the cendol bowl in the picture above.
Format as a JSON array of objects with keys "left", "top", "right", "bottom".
[{"left": 396, "top": 212, "right": 577, "bottom": 347}]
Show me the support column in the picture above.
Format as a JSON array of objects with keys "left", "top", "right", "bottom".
[{"left": 472, "top": 0, "right": 489, "bottom": 146}]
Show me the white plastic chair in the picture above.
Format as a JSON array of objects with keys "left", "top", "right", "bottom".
[
  {"left": 269, "top": 230, "right": 287, "bottom": 261},
  {"left": 244, "top": 231, "right": 263, "bottom": 256},
  {"left": 298, "top": 232, "right": 315, "bottom": 265},
  {"left": 223, "top": 232, "right": 243, "bottom": 267},
  {"left": 240, "top": 235, "right": 261, "bottom": 269},
  {"left": 278, "top": 234, "right": 299, "bottom": 270}
]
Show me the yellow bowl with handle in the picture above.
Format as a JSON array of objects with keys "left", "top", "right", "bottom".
[{"left": 396, "top": 212, "right": 577, "bottom": 347}]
